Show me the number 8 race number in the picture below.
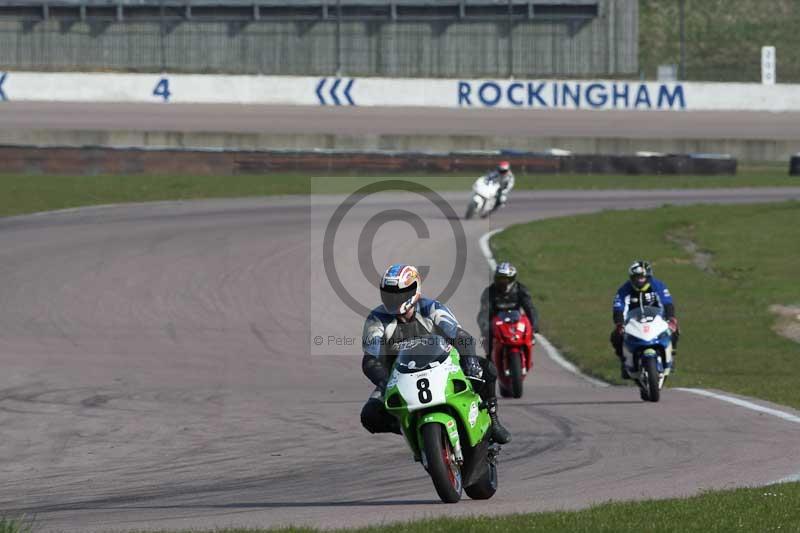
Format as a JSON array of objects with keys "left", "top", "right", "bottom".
[{"left": 417, "top": 378, "right": 432, "bottom": 403}]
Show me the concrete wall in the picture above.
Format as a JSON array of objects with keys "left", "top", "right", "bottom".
[{"left": 5, "top": 72, "right": 800, "bottom": 112}]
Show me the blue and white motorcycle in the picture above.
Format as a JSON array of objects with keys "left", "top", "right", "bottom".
[{"left": 622, "top": 305, "right": 673, "bottom": 402}]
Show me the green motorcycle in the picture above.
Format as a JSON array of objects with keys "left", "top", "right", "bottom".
[{"left": 384, "top": 335, "right": 500, "bottom": 503}]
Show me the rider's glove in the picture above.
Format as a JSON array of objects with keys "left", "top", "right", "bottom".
[
  {"left": 615, "top": 323, "right": 625, "bottom": 335},
  {"left": 463, "top": 356, "right": 484, "bottom": 380},
  {"left": 668, "top": 317, "right": 679, "bottom": 333}
]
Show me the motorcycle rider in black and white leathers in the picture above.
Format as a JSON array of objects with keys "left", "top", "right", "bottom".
[
  {"left": 360, "top": 263, "right": 512, "bottom": 444},
  {"left": 477, "top": 262, "right": 539, "bottom": 355},
  {"left": 482, "top": 161, "right": 515, "bottom": 212}
]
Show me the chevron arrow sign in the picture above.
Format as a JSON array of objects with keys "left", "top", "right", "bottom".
[
  {"left": 0, "top": 72, "right": 7, "bottom": 102},
  {"left": 315, "top": 78, "right": 356, "bottom": 106}
]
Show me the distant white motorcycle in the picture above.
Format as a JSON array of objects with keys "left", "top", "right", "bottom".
[{"left": 465, "top": 176, "right": 502, "bottom": 219}]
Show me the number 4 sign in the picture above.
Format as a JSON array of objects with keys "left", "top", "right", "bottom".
[{"left": 153, "top": 78, "right": 171, "bottom": 102}]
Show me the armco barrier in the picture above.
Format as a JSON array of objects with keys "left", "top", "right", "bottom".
[{"left": 0, "top": 145, "right": 737, "bottom": 176}]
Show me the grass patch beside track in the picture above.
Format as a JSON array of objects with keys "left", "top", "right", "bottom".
[
  {"left": 492, "top": 201, "right": 800, "bottom": 408},
  {"left": 0, "top": 516, "right": 33, "bottom": 533},
  {"left": 121, "top": 482, "right": 800, "bottom": 532},
  {"left": 0, "top": 165, "right": 796, "bottom": 218}
]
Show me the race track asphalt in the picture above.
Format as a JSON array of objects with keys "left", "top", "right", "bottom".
[
  {"left": 2, "top": 102, "right": 800, "bottom": 139},
  {"left": 2, "top": 188, "right": 800, "bottom": 531}
]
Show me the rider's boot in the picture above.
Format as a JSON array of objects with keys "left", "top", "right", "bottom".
[
  {"left": 486, "top": 398, "right": 512, "bottom": 444},
  {"left": 615, "top": 348, "right": 629, "bottom": 380}
]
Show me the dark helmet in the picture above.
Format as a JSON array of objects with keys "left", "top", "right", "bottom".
[
  {"left": 628, "top": 260, "right": 653, "bottom": 291},
  {"left": 494, "top": 261, "right": 517, "bottom": 294},
  {"left": 497, "top": 161, "right": 511, "bottom": 175}
]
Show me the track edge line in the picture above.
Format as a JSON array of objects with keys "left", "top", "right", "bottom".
[{"left": 478, "top": 227, "right": 610, "bottom": 388}]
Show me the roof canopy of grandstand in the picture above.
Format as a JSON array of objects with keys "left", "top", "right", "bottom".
[{"left": 0, "top": 0, "right": 599, "bottom": 23}]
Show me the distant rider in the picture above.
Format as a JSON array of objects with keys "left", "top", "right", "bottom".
[
  {"left": 477, "top": 262, "right": 539, "bottom": 355},
  {"left": 610, "top": 260, "right": 680, "bottom": 379},
  {"left": 483, "top": 161, "right": 515, "bottom": 211},
  {"left": 361, "top": 263, "right": 512, "bottom": 444}
]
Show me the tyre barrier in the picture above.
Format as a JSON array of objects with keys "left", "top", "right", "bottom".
[
  {"left": 0, "top": 145, "right": 737, "bottom": 176},
  {"left": 790, "top": 154, "right": 800, "bottom": 176}
]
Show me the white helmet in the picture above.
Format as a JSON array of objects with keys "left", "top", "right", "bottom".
[
  {"left": 380, "top": 264, "right": 422, "bottom": 315},
  {"left": 494, "top": 261, "right": 517, "bottom": 294}
]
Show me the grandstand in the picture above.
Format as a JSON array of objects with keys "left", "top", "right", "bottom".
[{"left": 0, "top": 0, "right": 637, "bottom": 77}]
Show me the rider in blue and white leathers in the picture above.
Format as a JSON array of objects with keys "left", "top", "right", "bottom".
[
  {"left": 360, "top": 264, "right": 511, "bottom": 444},
  {"left": 610, "top": 260, "right": 680, "bottom": 378}
]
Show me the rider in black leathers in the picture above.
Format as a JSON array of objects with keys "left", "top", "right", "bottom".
[{"left": 477, "top": 262, "right": 539, "bottom": 355}]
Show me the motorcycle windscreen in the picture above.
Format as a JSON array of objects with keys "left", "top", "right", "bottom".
[
  {"left": 496, "top": 309, "right": 521, "bottom": 323},
  {"left": 394, "top": 335, "right": 452, "bottom": 373},
  {"left": 626, "top": 305, "right": 664, "bottom": 323}
]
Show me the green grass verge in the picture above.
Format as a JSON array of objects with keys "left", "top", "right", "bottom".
[
  {"left": 492, "top": 201, "right": 800, "bottom": 408},
  {"left": 640, "top": 0, "right": 800, "bottom": 82},
  {"left": 0, "top": 516, "right": 33, "bottom": 533},
  {"left": 1, "top": 165, "right": 797, "bottom": 218},
  {"left": 108, "top": 482, "right": 800, "bottom": 532}
]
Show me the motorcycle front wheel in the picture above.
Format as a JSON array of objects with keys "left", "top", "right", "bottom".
[
  {"left": 465, "top": 199, "right": 478, "bottom": 220},
  {"left": 642, "top": 357, "right": 661, "bottom": 402},
  {"left": 422, "top": 423, "right": 463, "bottom": 503},
  {"left": 508, "top": 350, "right": 524, "bottom": 399}
]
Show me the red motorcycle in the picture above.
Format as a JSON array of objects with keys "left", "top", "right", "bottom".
[{"left": 491, "top": 309, "right": 534, "bottom": 398}]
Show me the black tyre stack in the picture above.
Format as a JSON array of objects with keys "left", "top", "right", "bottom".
[{"left": 790, "top": 153, "right": 800, "bottom": 176}]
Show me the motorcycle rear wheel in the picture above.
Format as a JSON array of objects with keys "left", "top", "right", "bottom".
[
  {"left": 422, "top": 423, "right": 463, "bottom": 503},
  {"left": 464, "top": 461, "right": 497, "bottom": 500}
]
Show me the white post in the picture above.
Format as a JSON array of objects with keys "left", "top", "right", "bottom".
[{"left": 761, "top": 46, "right": 776, "bottom": 85}]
